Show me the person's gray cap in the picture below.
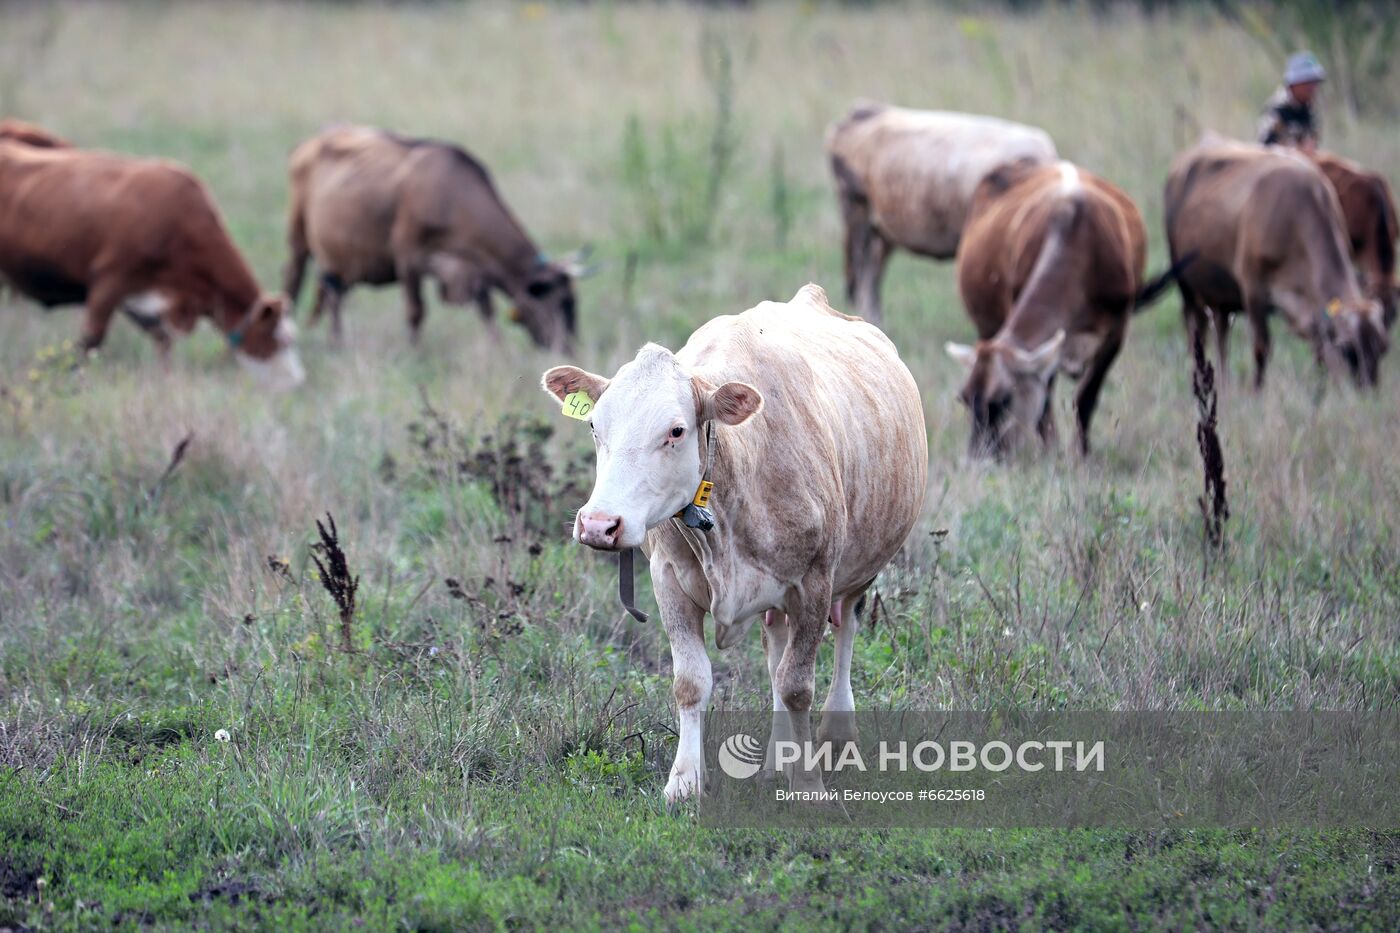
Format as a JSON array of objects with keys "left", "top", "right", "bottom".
[{"left": 1285, "top": 51, "right": 1326, "bottom": 85}]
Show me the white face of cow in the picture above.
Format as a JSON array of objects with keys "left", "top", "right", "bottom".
[
  {"left": 236, "top": 317, "right": 306, "bottom": 393},
  {"left": 946, "top": 331, "right": 1064, "bottom": 459},
  {"left": 542, "top": 344, "right": 762, "bottom": 550}
]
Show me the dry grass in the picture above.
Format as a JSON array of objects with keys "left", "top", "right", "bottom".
[{"left": 1, "top": 2, "right": 1398, "bottom": 928}]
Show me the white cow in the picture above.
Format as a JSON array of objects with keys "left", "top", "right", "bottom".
[
  {"left": 543, "top": 284, "right": 928, "bottom": 801},
  {"left": 826, "top": 100, "right": 1057, "bottom": 323}
]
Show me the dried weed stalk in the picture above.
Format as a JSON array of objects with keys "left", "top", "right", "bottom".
[
  {"left": 310, "top": 512, "right": 360, "bottom": 653},
  {"left": 1192, "top": 320, "right": 1230, "bottom": 558}
]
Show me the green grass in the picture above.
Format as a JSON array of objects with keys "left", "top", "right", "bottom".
[{"left": 2, "top": 1, "right": 1399, "bottom": 929}]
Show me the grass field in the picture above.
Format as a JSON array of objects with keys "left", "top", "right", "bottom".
[{"left": 2, "top": 1, "right": 1399, "bottom": 929}]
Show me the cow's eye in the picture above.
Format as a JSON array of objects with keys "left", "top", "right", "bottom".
[{"left": 669, "top": 426, "right": 684, "bottom": 439}]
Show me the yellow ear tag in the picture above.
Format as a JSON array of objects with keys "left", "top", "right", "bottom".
[
  {"left": 561, "top": 390, "right": 594, "bottom": 420},
  {"left": 1327, "top": 299, "right": 1343, "bottom": 318},
  {"left": 508, "top": 305, "right": 523, "bottom": 322},
  {"left": 692, "top": 480, "right": 714, "bottom": 508}
]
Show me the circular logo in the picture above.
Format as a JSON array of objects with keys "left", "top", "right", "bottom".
[{"left": 718, "top": 732, "right": 764, "bottom": 779}]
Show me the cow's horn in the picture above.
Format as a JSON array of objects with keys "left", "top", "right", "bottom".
[{"left": 562, "top": 245, "right": 598, "bottom": 279}]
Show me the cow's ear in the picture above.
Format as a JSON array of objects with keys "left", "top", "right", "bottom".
[
  {"left": 1010, "top": 330, "right": 1065, "bottom": 383},
  {"left": 255, "top": 295, "right": 287, "bottom": 322},
  {"left": 703, "top": 381, "right": 763, "bottom": 426},
  {"left": 945, "top": 342, "right": 978, "bottom": 367},
  {"left": 542, "top": 365, "right": 608, "bottom": 403}
]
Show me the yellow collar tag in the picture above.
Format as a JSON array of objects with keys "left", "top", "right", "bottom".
[
  {"left": 1327, "top": 299, "right": 1343, "bottom": 318},
  {"left": 561, "top": 391, "right": 594, "bottom": 420},
  {"left": 692, "top": 480, "right": 714, "bottom": 508}
]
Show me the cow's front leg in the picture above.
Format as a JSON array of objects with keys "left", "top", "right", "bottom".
[
  {"left": 474, "top": 288, "right": 504, "bottom": 345},
  {"left": 1243, "top": 294, "right": 1271, "bottom": 389},
  {"left": 312, "top": 273, "right": 347, "bottom": 346},
  {"left": 400, "top": 264, "right": 427, "bottom": 344},
  {"left": 78, "top": 279, "right": 127, "bottom": 353},
  {"left": 655, "top": 562, "right": 711, "bottom": 803},
  {"left": 776, "top": 576, "right": 835, "bottom": 794}
]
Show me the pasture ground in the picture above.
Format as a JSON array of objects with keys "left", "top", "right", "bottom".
[{"left": 2, "top": 2, "right": 1399, "bottom": 929}]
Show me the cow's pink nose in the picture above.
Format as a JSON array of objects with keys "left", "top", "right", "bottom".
[{"left": 577, "top": 511, "right": 623, "bottom": 550}]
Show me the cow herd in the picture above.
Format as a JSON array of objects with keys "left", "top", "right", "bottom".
[
  {"left": 2, "top": 102, "right": 1397, "bottom": 801},
  {"left": 4, "top": 102, "right": 1393, "bottom": 461},
  {"left": 827, "top": 101, "right": 1396, "bottom": 457}
]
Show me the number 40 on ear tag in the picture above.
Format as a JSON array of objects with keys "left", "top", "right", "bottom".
[{"left": 562, "top": 391, "right": 594, "bottom": 420}]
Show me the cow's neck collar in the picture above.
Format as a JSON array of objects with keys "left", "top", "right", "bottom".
[{"left": 673, "top": 420, "right": 717, "bottom": 529}]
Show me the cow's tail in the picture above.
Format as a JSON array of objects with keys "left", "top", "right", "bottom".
[{"left": 1133, "top": 250, "right": 1198, "bottom": 313}]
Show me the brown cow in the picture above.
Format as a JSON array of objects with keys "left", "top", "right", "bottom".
[
  {"left": 0, "top": 141, "right": 303, "bottom": 389},
  {"left": 284, "top": 125, "right": 584, "bottom": 350},
  {"left": 1312, "top": 152, "right": 1398, "bottom": 329},
  {"left": 946, "top": 162, "right": 1177, "bottom": 458},
  {"left": 0, "top": 119, "right": 70, "bottom": 149},
  {"left": 1166, "top": 136, "right": 1387, "bottom": 389}
]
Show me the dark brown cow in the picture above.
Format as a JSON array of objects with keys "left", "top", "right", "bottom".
[
  {"left": 1312, "top": 152, "right": 1398, "bottom": 328},
  {"left": 0, "top": 119, "right": 70, "bottom": 149},
  {"left": 947, "top": 161, "right": 1178, "bottom": 458},
  {"left": 284, "top": 125, "right": 585, "bottom": 349},
  {"left": 1166, "top": 136, "right": 1387, "bottom": 389},
  {"left": 0, "top": 141, "right": 303, "bottom": 388}
]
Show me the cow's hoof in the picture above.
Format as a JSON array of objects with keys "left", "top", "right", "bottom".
[
  {"left": 664, "top": 763, "right": 705, "bottom": 803},
  {"left": 816, "top": 712, "right": 859, "bottom": 749}
]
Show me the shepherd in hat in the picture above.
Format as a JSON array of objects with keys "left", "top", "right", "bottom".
[{"left": 1258, "top": 52, "right": 1326, "bottom": 151}]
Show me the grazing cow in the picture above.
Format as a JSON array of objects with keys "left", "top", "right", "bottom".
[
  {"left": 1312, "top": 152, "right": 1398, "bottom": 328},
  {"left": 542, "top": 284, "right": 927, "bottom": 801},
  {"left": 0, "top": 119, "right": 70, "bottom": 149},
  {"left": 284, "top": 125, "right": 584, "bottom": 350},
  {"left": 0, "top": 141, "right": 303, "bottom": 389},
  {"left": 946, "top": 162, "right": 1176, "bottom": 458},
  {"left": 1166, "top": 136, "right": 1387, "bottom": 389},
  {"left": 826, "top": 100, "right": 1056, "bottom": 323}
]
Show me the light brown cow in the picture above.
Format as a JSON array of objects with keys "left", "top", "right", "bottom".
[
  {"left": 947, "top": 162, "right": 1178, "bottom": 458},
  {"left": 284, "top": 125, "right": 583, "bottom": 350},
  {"left": 826, "top": 101, "right": 1057, "bottom": 323},
  {"left": 542, "top": 284, "right": 927, "bottom": 801},
  {"left": 1312, "top": 152, "right": 1398, "bottom": 328},
  {"left": 0, "top": 119, "right": 70, "bottom": 149},
  {"left": 0, "top": 141, "right": 303, "bottom": 388},
  {"left": 1166, "top": 136, "right": 1387, "bottom": 389}
]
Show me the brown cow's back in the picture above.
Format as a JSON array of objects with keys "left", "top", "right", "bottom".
[
  {"left": 0, "top": 142, "right": 301, "bottom": 386},
  {"left": 0, "top": 144, "right": 260, "bottom": 316},
  {"left": 950, "top": 161, "right": 1147, "bottom": 456},
  {"left": 959, "top": 162, "right": 1145, "bottom": 354}
]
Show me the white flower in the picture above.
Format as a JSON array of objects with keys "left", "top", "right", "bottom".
[{"left": 215, "top": 729, "right": 231, "bottom": 743}]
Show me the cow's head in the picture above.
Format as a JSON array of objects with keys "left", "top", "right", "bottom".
[
  {"left": 542, "top": 344, "right": 762, "bottom": 550},
  {"left": 511, "top": 260, "right": 579, "bottom": 351},
  {"left": 231, "top": 295, "right": 305, "bottom": 392},
  {"left": 946, "top": 331, "right": 1064, "bottom": 459},
  {"left": 1318, "top": 299, "right": 1388, "bottom": 389}
]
